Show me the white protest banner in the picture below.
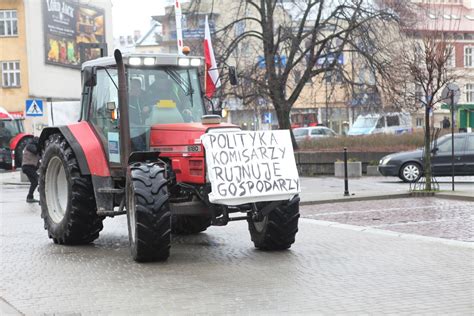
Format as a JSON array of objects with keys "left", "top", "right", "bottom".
[{"left": 201, "top": 130, "right": 300, "bottom": 206}]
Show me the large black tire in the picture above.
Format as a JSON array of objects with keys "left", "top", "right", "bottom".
[
  {"left": 127, "top": 163, "right": 171, "bottom": 262},
  {"left": 399, "top": 162, "right": 422, "bottom": 183},
  {"left": 14, "top": 136, "right": 33, "bottom": 168},
  {"left": 39, "top": 134, "right": 103, "bottom": 244},
  {"left": 171, "top": 215, "right": 212, "bottom": 235},
  {"left": 247, "top": 197, "right": 300, "bottom": 250}
]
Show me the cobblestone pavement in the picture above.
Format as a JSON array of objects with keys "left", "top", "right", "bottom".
[
  {"left": 301, "top": 198, "right": 474, "bottom": 242},
  {"left": 1, "top": 183, "right": 473, "bottom": 315}
]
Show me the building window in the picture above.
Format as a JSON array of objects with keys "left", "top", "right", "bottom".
[
  {"left": 416, "top": 117, "right": 424, "bottom": 127},
  {"left": 415, "top": 84, "right": 423, "bottom": 104},
  {"left": 466, "top": 83, "right": 474, "bottom": 103},
  {"left": 1, "top": 61, "right": 20, "bottom": 87},
  {"left": 465, "top": 46, "right": 473, "bottom": 67},
  {"left": 446, "top": 45, "right": 455, "bottom": 67},
  {"left": 0, "top": 10, "right": 18, "bottom": 36}
]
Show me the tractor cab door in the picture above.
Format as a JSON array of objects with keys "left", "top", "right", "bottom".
[{"left": 88, "top": 67, "right": 122, "bottom": 171}]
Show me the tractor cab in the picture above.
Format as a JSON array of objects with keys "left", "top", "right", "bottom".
[
  {"left": 80, "top": 52, "right": 228, "bottom": 175},
  {"left": 0, "top": 109, "right": 33, "bottom": 168},
  {"left": 0, "top": 112, "right": 25, "bottom": 147}
]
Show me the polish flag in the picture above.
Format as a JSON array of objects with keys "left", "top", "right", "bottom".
[{"left": 204, "top": 15, "right": 221, "bottom": 98}]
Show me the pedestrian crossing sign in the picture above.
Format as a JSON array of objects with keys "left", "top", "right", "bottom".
[{"left": 25, "top": 99, "right": 43, "bottom": 117}]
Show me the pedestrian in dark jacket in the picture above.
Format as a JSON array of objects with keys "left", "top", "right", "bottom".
[{"left": 22, "top": 137, "right": 40, "bottom": 203}]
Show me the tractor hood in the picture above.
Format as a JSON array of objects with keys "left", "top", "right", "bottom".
[{"left": 150, "top": 123, "right": 237, "bottom": 147}]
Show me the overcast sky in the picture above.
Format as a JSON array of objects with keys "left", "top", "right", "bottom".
[
  {"left": 111, "top": 0, "right": 172, "bottom": 37},
  {"left": 110, "top": 0, "right": 474, "bottom": 38}
]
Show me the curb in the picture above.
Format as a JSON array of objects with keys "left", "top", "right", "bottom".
[
  {"left": 301, "top": 218, "right": 474, "bottom": 249},
  {"left": 300, "top": 192, "right": 473, "bottom": 205}
]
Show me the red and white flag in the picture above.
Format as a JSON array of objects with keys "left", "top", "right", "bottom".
[{"left": 204, "top": 15, "right": 221, "bottom": 98}]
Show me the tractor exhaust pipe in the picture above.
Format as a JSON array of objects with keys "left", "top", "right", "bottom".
[{"left": 114, "top": 49, "right": 131, "bottom": 172}]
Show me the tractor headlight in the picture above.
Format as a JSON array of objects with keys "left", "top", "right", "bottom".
[
  {"left": 190, "top": 58, "right": 201, "bottom": 66},
  {"left": 178, "top": 58, "right": 190, "bottom": 66},
  {"left": 143, "top": 57, "right": 156, "bottom": 65},
  {"left": 129, "top": 57, "right": 142, "bottom": 66}
]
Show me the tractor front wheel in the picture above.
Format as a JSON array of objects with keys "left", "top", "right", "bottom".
[
  {"left": 126, "top": 163, "right": 171, "bottom": 262},
  {"left": 247, "top": 197, "right": 300, "bottom": 250},
  {"left": 39, "top": 134, "right": 103, "bottom": 244}
]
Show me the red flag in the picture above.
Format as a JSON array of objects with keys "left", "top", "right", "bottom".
[{"left": 204, "top": 15, "right": 221, "bottom": 98}]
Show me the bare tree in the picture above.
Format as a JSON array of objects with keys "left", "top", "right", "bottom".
[
  {"left": 382, "top": 1, "right": 462, "bottom": 190},
  {"left": 187, "top": 0, "right": 396, "bottom": 147}
]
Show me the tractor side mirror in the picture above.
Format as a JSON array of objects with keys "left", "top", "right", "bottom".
[
  {"left": 228, "top": 66, "right": 237, "bottom": 86},
  {"left": 83, "top": 67, "right": 97, "bottom": 87}
]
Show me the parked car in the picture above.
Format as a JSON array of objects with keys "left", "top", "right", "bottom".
[
  {"left": 348, "top": 112, "right": 412, "bottom": 136},
  {"left": 378, "top": 133, "right": 474, "bottom": 182},
  {"left": 293, "top": 126, "right": 338, "bottom": 143}
]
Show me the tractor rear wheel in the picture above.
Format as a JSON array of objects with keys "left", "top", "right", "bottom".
[
  {"left": 247, "top": 197, "right": 300, "bottom": 250},
  {"left": 171, "top": 215, "right": 212, "bottom": 235},
  {"left": 126, "top": 163, "right": 171, "bottom": 262},
  {"left": 39, "top": 134, "right": 103, "bottom": 244}
]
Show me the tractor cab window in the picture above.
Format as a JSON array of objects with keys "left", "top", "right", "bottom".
[
  {"left": 89, "top": 68, "right": 119, "bottom": 157},
  {"left": 127, "top": 67, "right": 205, "bottom": 126},
  {"left": 0, "top": 120, "right": 15, "bottom": 147}
]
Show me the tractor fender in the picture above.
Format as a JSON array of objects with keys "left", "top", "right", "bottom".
[
  {"left": 39, "top": 122, "right": 110, "bottom": 177},
  {"left": 9, "top": 133, "right": 33, "bottom": 151}
]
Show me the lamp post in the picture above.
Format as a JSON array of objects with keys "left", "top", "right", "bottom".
[{"left": 325, "top": 72, "right": 329, "bottom": 126}]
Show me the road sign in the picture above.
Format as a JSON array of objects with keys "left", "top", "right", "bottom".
[
  {"left": 263, "top": 112, "right": 272, "bottom": 124},
  {"left": 441, "top": 83, "right": 460, "bottom": 105},
  {"left": 25, "top": 99, "right": 43, "bottom": 117}
]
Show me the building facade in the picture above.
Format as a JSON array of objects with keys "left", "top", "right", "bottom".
[
  {"left": 405, "top": 1, "right": 474, "bottom": 130},
  {"left": 0, "top": 0, "right": 113, "bottom": 134}
]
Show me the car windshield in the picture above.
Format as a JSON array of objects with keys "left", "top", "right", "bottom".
[
  {"left": 128, "top": 67, "right": 205, "bottom": 126},
  {"left": 352, "top": 117, "right": 378, "bottom": 129},
  {"left": 293, "top": 129, "right": 308, "bottom": 137}
]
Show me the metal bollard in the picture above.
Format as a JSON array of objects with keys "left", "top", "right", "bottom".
[
  {"left": 11, "top": 149, "right": 15, "bottom": 171},
  {"left": 343, "top": 147, "right": 349, "bottom": 196}
]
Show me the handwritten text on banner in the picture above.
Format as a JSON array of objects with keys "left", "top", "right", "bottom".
[{"left": 201, "top": 130, "right": 300, "bottom": 205}]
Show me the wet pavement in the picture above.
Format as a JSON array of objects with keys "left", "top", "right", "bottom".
[
  {"left": 1, "top": 170, "right": 473, "bottom": 314},
  {"left": 301, "top": 198, "right": 474, "bottom": 242}
]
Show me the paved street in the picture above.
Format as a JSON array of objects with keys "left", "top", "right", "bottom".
[
  {"left": 1, "top": 173, "right": 473, "bottom": 315},
  {"left": 301, "top": 198, "right": 474, "bottom": 242}
]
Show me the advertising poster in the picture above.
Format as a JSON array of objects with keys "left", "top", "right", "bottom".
[{"left": 43, "top": 0, "right": 105, "bottom": 68}]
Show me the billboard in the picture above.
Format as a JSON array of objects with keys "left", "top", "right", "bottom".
[{"left": 43, "top": 0, "right": 106, "bottom": 68}]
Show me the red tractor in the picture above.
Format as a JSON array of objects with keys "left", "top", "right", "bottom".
[
  {"left": 38, "top": 50, "right": 300, "bottom": 262},
  {"left": 0, "top": 108, "right": 34, "bottom": 169}
]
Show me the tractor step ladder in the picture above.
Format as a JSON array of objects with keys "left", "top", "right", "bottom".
[{"left": 97, "top": 188, "right": 124, "bottom": 194}]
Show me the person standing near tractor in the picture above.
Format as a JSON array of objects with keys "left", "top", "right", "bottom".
[{"left": 22, "top": 137, "right": 40, "bottom": 203}]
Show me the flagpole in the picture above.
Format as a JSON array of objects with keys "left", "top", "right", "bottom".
[
  {"left": 175, "top": 0, "right": 184, "bottom": 55},
  {"left": 204, "top": 58, "right": 207, "bottom": 95}
]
